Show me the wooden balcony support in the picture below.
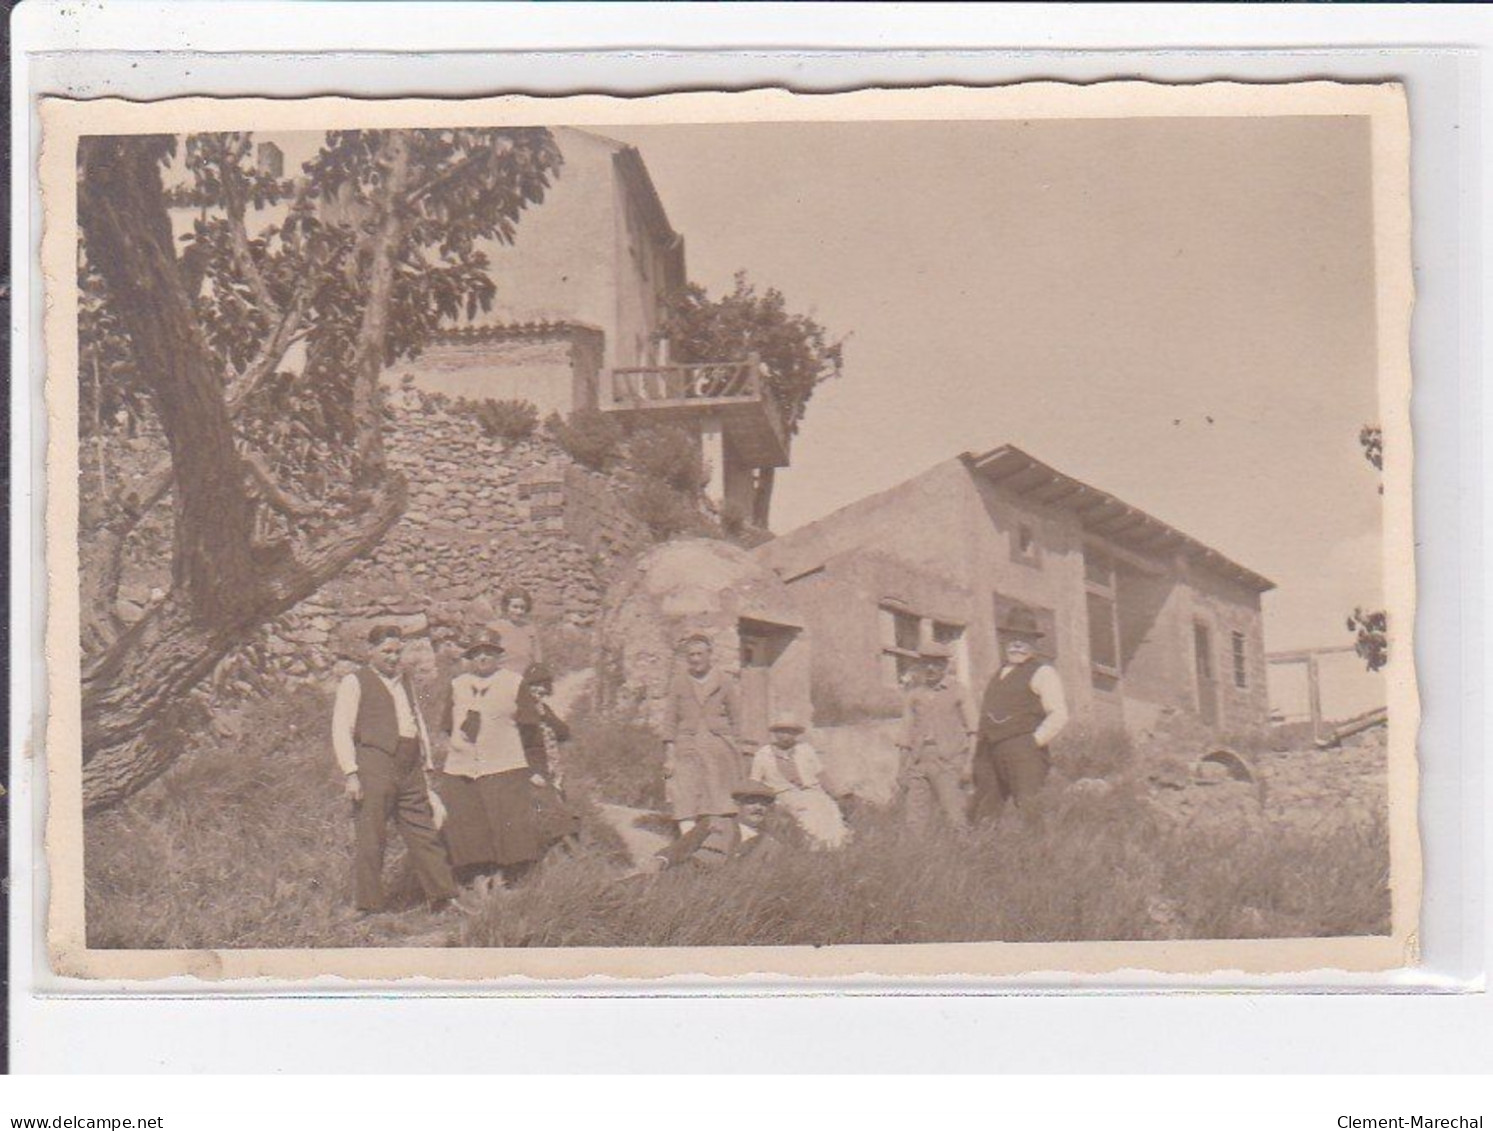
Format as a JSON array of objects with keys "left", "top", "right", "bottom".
[{"left": 602, "top": 352, "right": 790, "bottom": 469}]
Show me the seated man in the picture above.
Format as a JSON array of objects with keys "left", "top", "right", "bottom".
[
  {"left": 648, "top": 780, "right": 783, "bottom": 872},
  {"left": 750, "top": 715, "right": 848, "bottom": 848}
]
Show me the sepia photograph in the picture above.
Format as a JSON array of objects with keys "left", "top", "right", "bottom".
[{"left": 40, "top": 82, "right": 1417, "bottom": 981}]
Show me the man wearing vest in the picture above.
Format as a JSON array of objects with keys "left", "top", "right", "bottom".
[
  {"left": 972, "top": 607, "right": 1069, "bottom": 821},
  {"left": 331, "top": 625, "right": 459, "bottom": 914}
]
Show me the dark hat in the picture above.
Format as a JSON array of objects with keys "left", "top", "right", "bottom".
[
  {"left": 732, "top": 779, "right": 777, "bottom": 803},
  {"left": 768, "top": 713, "right": 805, "bottom": 734},
  {"left": 998, "top": 606, "right": 1045, "bottom": 640},
  {"left": 463, "top": 628, "right": 506, "bottom": 658},
  {"left": 367, "top": 624, "right": 403, "bottom": 646}
]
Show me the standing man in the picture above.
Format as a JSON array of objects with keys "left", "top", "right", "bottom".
[
  {"left": 972, "top": 607, "right": 1068, "bottom": 821},
  {"left": 331, "top": 625, "right": 459, "bottom": 915},
  {"left": 898, "top": 642, "right": 977, "bottom": 832},
  {"left": 660, "top": 634, "right": 747, "bottom": 837}
]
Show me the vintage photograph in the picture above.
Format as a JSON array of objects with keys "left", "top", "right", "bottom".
[{"left": 42, "top": 83, "right": 1417, "bottom": 980}]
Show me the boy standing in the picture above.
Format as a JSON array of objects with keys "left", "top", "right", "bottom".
[{"left": 897, "top": 642, "right": 977, "bottom": 832}]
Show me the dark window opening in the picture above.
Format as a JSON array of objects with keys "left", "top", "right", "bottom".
[{"left": 1231, "top": 631, "right": 1248, "bottom": 688}]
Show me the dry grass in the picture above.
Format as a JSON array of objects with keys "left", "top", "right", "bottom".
[{"left": 84, "top": 688, "right": 1391, "bottom": 950}]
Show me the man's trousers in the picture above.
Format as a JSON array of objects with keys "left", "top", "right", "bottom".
[
  {"left": 970, "top": 732, "right": 1049, "bottom": 822},
  {"left": 902, "top": 753, "right": 970, "bottom": 831},
  {"left": 352, "top": 738, "right": 457, "bottom": 911}
]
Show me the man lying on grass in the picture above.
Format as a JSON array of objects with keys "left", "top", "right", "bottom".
[{"left": 641, "top": 780, "right": 785, "bottom": 873}]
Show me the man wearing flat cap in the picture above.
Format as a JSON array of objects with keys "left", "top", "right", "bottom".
[
  {"left": 331, "top": 624, "right": 458, "bottom": 913},
  {"left": 898, "top": 641, "right": 977, "bottom": 831},
  {"left": 649, "top": 780, "right": 784, "bottom": 871},
  {"left": 972, "top": 606, "right": 1069, "bottom": 820}
]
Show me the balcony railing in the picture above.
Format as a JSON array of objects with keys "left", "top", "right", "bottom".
[
  {"left": 610, "top": 354, "right": 758, "bottom": 403},
  {"left": 604, "top": 352, "right": 789, "bottom": 468}
]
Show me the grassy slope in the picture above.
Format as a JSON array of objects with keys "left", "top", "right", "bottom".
[{"left": 84, "top": 689, "right": 1390, "bottom": 950}]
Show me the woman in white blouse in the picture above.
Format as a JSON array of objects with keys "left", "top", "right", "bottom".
[{"left": 432, "top": 628, "right": 544, "bottom": 892}]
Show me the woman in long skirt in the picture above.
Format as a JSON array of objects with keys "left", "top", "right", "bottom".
[{"left": 434, "top": 628, "right": 543, "bottom": 892}]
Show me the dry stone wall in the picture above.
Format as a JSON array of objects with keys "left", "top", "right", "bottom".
[{"left": 259, "top": 397, "right": 653, "bottom": 687}]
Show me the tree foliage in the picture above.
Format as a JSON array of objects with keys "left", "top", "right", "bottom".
[
  {"left": 77, "top": 127, "right": 561, "bottom": 809},
  {"left": 659, "top": 271, "right": 845, "bottom": 436}
]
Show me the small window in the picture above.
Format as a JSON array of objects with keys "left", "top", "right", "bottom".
[
  {"left": 1083, "top": 545, "right": 1115, "bottom": 588},
  {"left": 878, "top": 604, "right": 924, "bottom": 689},
  {"left": 1086, "top": 591, "right": 1120, "bottom": 677},
  {"left": 1231, "top": 631, "right": 1248, "bottom": 688},
  {"left": 880, "top": 605, "right": 968, "bottom": 689},
  {"left": 932, "top": 620, "right": 963, "bottom": 645},
  {"left": 1011, "top": 522, "right": 1042, "bottom": 568},
  {"left": 932, "top": 621, "right": 967, "bottom": 684},
  {"left": 891, "top": 609, "right": 921, "bottom": 651}
]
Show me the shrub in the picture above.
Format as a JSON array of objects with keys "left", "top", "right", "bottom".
[
  {"left": 535, "top": 620, "right": 597, "bottom": 677},
  {"left": 453, "top": 397, "right": 539, "bottom": 444},
  {"left": 627, "top": 423, "right": 707, "bottom": 493},
  {"left": 548, "top": 409, "right": 623, "bottom": 471},
  {"left": 560, "top": 714, "right": 667, "bottom": 811},
  {"left": 627, "top": 479, "right": 705, "bottom": 541}
]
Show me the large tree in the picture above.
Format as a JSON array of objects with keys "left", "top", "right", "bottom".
[
  {"left": 659, "top": 271, "right": 845, "bottom": 526},
  {"left": 77, "top": 128, "right": 561, "bottom": 811}
]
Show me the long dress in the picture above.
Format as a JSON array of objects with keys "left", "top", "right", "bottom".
[
  {"left": 750, "top": 741, "right": 849, "bottom": 848},
  {"left": 660, "top": 669, "right": 745, "bottom": 820},
  {"left": 434, "top": 669, "right": 541, "bottom": 869}
]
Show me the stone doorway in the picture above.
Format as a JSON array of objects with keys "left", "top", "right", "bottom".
[{"left": 738, "top": 616, "right": 802, "bottom": 748}]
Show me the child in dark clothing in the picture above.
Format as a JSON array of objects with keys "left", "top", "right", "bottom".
[{"left": 516, "top": 663, "right": 581, "bottom": 845}]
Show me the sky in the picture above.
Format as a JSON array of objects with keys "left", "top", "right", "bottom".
[{"left": 596, "top": 119, "right": 1384, "bottom": 701}]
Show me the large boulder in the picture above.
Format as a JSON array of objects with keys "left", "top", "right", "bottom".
[{"left": 595, "top": 538, "right": 808, "bottom": 733}]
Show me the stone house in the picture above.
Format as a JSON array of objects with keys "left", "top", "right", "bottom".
[
  {"left": 381, "top": 126, "right": 685, "bottom": 417},
  {"left": 379, "top": 126, "right": 790, "bottom": 516},
  {"left": 168, "top": 129, "right": 789, "bottom": 517},
  {"left": 753, "top": 445, "right": 1275, "bottom": 752}
]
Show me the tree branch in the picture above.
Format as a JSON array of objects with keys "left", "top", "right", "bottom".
[
  {"left": 81, "top": 476, "right": 407, "bottom": 811},
  {"left": 219, "top": 159, "right": 280, "bottom": 323},
  {"left": 242, "top": 450, "right": 319, "bottom": 518},
  {"left": 349, "top": 131, "right": 413, "bottom": 480}
]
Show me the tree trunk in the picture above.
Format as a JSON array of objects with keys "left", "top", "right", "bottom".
[
  {"left": 82, "top": 479, "right": 406, "bottom": 810},
  {"left": 349, "top": 131, "right": 412, "bottom": 481},
  {"left": 78, "top": 138, "right": 262, "bottom": 626},
  {"left": 76, "top": 135, "right": 409, "bottom": 811}
]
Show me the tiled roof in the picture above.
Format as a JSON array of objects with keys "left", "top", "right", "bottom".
[{"left": 434, "top": 320, "right": 604, "bottom": 342}]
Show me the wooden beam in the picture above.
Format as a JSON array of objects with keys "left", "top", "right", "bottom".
[
  {"left": 1032, "top": 479, "right": 1085, "bottom": 506},
  {"left": 1266, "top": 645, "right": 1357, "bottom": 664}
]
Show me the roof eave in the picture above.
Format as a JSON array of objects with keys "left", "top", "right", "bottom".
[{"left": 964, "top": 445, "right": 1276, "bottom": 594}]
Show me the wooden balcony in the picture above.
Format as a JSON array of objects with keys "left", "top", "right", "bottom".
[{"left": 603, "top": 353, "right": 790, "bottom": 468}]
